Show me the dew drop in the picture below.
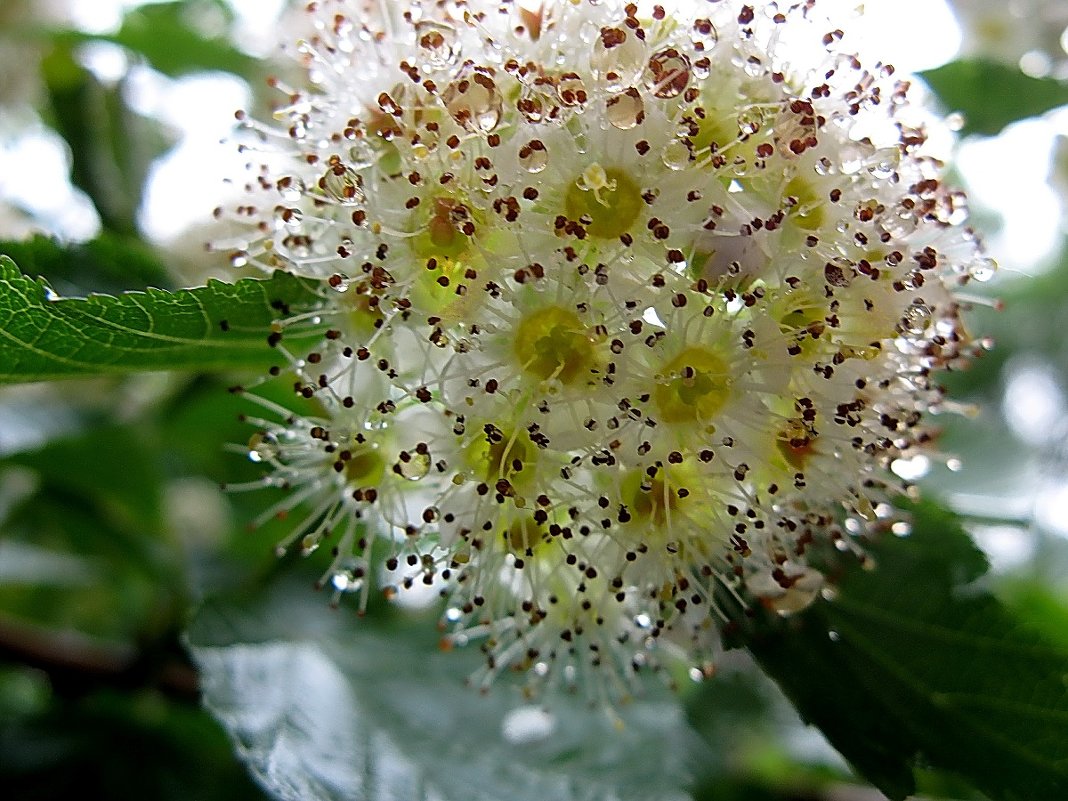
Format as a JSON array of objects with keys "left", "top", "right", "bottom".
[
  {"left": 605, "top": 88, "right": 645, "bottom": 130},
  {"left": 518, "top": 138, "right": 549, "bottom": 173},
  {"left": 901, "top": 300, "right": 932, "bottom": 335},
  {"left": 278, "top": 176, "right": 306, "bottom": 202},
  {"left": 396, "top": 451, "right": 431, "bottom": 480},
  {"left": 591, "top": 26, "right": 647, "bottom": 92},
  {"left": 517, "top": 89, "right": 546, "bottom": 123},
  {"left": 646, "top": 48, "right": 691, "bottom": 98},
  {"left": 444, "top": 69, "right": 503, "bottom": 133},
  {"left": 737, "top": 107, "right": 763, "bottom": 137},
  {"left": 691, "top": 18, "right": 718, "bottom": 52},
  {"left": 661, "top": 139, "right": 692, "bottom": 170},
  {"left": 891, "top": 520, "right": 912, "bottom": 536},
  {"left": 247, "top": 431, "right": 279, "bottom": 463},
  {"left": 969, "top": 257, "right": 997, "bottom": 282},
  {"left": 415, "top": 20, "right": 460, "bottom": 69},
  {"left": 320, "top": 163, "right": 365, "bottom": 204},
  {"left": 743, "top": 56, "right": 765, "bottom": 78},
  {"left": 277, "top": 207, "right": 304, "bottom": 232},
  {"left": 557, "top": 72, "right": 589, "bottom": 109},
  {"left": 331, "top": 572, "right": 352, "bottom": 592}
]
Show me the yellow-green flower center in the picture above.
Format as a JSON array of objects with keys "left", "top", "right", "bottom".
[
  {"left": 343, "top": 444, "right": 386, "bottom": 486},
  {"left": 514, "top": 306, "right": 597, "bottom": 383},
  {"left": 655, "top": 346, "right": 731, "bottom": 424},
  {"left": 564, "top": 164, "right": 642, "bottom": 239}
]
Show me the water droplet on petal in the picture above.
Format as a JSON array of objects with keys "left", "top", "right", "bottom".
[
  {"left": 396, "top": 450, "right": 431, "bottom": 480},
  {"left": 277, "top": 176, "right": 306, "bottom": 202},
  {"left": 901, "top": 300, "right": 932, "bottom": 335},
  {"left": 415, "top": 20, "right": 460, "bottom": 69},
  {"left": 646, "top": 48, "right": 691, "bottom": 98},
  {"left": 320, "top": 162, "right": 365, "bottom": 204},
  {"left": 444, "top": 69, "right": 503, "bottom": 132},
  {"left": 605, "top": 88, "right": 644, "bottom": 130},
  {"left": 557, "top": 72, "right": 589, "bottom": 109},
  {"left": 591, "top": 26, "right": 647, "bottom": 92},
  {"left": 691, "top": 18, "right": 718, "bottom": 52},
  {"left": 969, "top": 257, "right": 997, "bottom": 282},
  {"left": 737, "top": 107, "right": 764, "bottom": 137},
  {"left": 662, "top": 139, "right": 692, "bottom": 170},
  {"left": 517, "top": 89, "right": 546, "bottom": 123},
  {"left": 276, "top": 207, "right": 304, "bottom": 232},
  {"left": 518, "top": 138, "right": 549, "bottom": 173}
]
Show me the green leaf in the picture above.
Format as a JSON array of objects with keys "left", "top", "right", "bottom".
[
  {"left": 0, "top": 235, "right": 170, "bottom": 295},
  {"left": 55, "top": 0, "right": 259, "bottom": 81},
  {"left": 0, "top": 256, "right": 324, "bottom": 383},
  {"left": 920, "top": 59, "right": 1068, "bottom": 136},
  {"left": 41, "top": 43, "right": 172, "bottom": 236},
  {"left": 726, "top": 502, "right": 1068, "bottom": 801},
  {"left": 188, "top": 577, "right": 703, "bottom": 801},
  {"left": 0, "top": 687, "right": 269, "bottom": 801}
]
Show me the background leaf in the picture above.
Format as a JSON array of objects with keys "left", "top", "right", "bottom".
[
  {"left": 0, "top": 235, "right": 170, "bottom": 295},
  {"left": 920, "top": 59, "right": 1068, "bottom": 136},
  {"left": 41, "top": 42, "right": 173, "bottom": 237},
  {"left": 0, "top": 256, "right": 324, "bottom": 382},
  {"left": 100, "top": 0, "right": 259, "bottom": 80},
  {"left": 725, "top": 502, "right": 1068, "bottom": 801},
  {"left": 188, "top": 576, "right": 703, "bottom": 801}
]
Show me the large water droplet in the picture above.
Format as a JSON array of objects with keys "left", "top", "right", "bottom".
[
  {"left": 557, "top": 72, "right": 589, "bottom": 109},
  {"left": 415, "top": 20, "right": 460, "bottom": 69},
  {"left": 646, "top": 48, "right": 691, "bottom": 98},
  {"left": 444, "top": 69, "right": 503, "bottom": 132},
  {"left": 395, "top": 450, "right": 431, "bottom": 480},
  {"left": 691, "top": 18, "right": 718, "bottom": 52},
  {"left": 518, "top": 138, "right": 549, "bottom": 173},
  {"left": 901, "top": 300, "right": 932, "bottom": 335},
  {"left": 661, "top": 139, "right": 692, "bottom": 170},
  {"left": 247, "top": 431, "right": 280, "bottom": 463},
  {"left": 605, "top": 88, "right": 644, "bottom": 130},
  {"left": 320, "top": 162, "right": 365, "bottom": 204},
  {"left": 591, "top": 26, "right": 646, "bottom": 92}
]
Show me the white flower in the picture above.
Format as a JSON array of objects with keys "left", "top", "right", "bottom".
[
  {"left": 223, "top": 0, "right": 992, "bottom": 698},
  {"left": 950, "top": 0, "right": 1068, "bottom": 77}
]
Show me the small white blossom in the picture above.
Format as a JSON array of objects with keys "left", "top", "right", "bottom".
[
  {"left": 950, "top": 0, "right": 1068, "bottom": 77},
  {"left": 221, "top": 0, "right": 992, "bottom": 697}
]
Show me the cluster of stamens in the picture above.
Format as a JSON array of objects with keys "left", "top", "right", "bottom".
[{"left": 216, "top": 0, "right": 991, "bottom": 698}]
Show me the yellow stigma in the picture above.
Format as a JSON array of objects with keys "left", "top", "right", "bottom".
[
  {"left": 621, "top": 468, "right": 686, "bottom": 527},
  {"left": 655, "top": 346, "right": 732, "bottom": 424},
  {"left": 343, "top": 443, "right": 386, "bottom": 486},
  {"left": 514, "top": 306, "right": 598, "bottom": 384},
  {"left": 783, "top": 175, "right": 825, "bottom": 231},
  {"left": 505, "top": 514, "right": 550, "bottom": 555},
  {"left": 565, "top": 164, "right": 642, "bottom": 239}
]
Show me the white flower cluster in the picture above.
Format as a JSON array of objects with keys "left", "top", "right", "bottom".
[
  {"left": 219, "top": 0, "right": 991, "bottom": 697},
  {"left": 951, "top": 0, "right": 1068, "bottom": 78}
]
